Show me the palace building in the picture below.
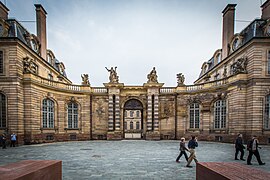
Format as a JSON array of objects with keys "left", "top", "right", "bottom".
[{"left": 1, "top": 1, "right": 270, "bottom": 144}]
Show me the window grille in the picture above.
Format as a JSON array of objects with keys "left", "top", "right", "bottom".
[
  {"left": 214, "top": 99, "right": 226, "bottom": 129},
  {"left": 0, "top": 51, "right": 3, "bottom": 74},
  {"left": 67, "top": 102, "right": 78, "bottom": 129},
  {"left": 264, "top": 95, "right": 270, "bottom": 129},
  {"left": 42, "top": 99, "right": 54, "bottom": 128},
  {"left": 190, "top": 103, "right": 200, "bottom": 128},
  {"left": 0, "top": 93, "right": 6, "bottom": 128}
]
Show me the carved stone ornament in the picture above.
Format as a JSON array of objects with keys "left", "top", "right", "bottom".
[
  {"left": 0, "top": 19, "right": 9, "bottom": 37},
  {"left": 23, "top": 56, "right": 38, "bottom": 74},
  {"left": 81, "top": 74, "right": 90, "bottom": 85},
  {"left": 177, "top": 73, "right": 185, "bottom": 86},
  {"left": 147, "top": 67, "right": 158, "bottom": 83},
  {"left": 264, "top": 21, "right": 270, "bottom": 36},
  {"left": 105, "top": 66, "right": 119, "bottom": 83},
  {"left": 230, "top": 57, "right": 248, "bottom": 75},
  {"left": 223, "top": 65, "right": 227, "bottom": 78}
]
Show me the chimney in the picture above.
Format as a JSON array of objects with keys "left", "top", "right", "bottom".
[
  {"left": 0, "top": 1, "right": 9, "bottom": 20},
  {"left": 261, "top": 0, "right": 270, "bottom": 20},
  {"left": 35, "top": 4, "right": 47, "bottom": 60},
  {"left": 221, "top": 4, "right": 236, "bottom": 60}
]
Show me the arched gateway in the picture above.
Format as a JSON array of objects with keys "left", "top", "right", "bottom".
[{"left": 123, "top": 99, "right": 143, "bottom": 139}]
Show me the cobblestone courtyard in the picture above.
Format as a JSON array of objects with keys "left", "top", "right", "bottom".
[{"left": 0, "top": 140, "right": 270, "bottom": 179}]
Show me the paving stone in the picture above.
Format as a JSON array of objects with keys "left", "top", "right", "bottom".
[{"left": 0, "top": 141, "right": 269, "bottom": 179}]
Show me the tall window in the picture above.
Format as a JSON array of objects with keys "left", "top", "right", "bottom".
[
  {"left": 42, "top": 99, "right": 54, "bottom": 128},
  {"left": 268, "top": 51, "right": 270, "bottom": 74},
  {"left": 214, "top": 99, "right": 226, "bottom": 129},
  {"left": 136, "top": 121, "right": 140, "bottom": 129},
  {"left": 0, "top": 51, "right": 3, "bottom": 74},
  {"left": 190, "top": 103, "right": 200, "bottom": 128},
  {"left": 124, "top": 121, "right": 127, "bottom": 130},
  {"left": 67, "top": 102, "right": 78, "bottom": 129},
  {"left": 0, "top": 93, "right": 6, "bottom": 128},
  {"left": 130, "top": 110, "right": 134, "bottom": 117},
  {"left": 136, "top": 110, "right": 140, "bottom": 117},
  {"left": 130, "top": 121, "right": 133, "bottom": 130},
  {"left": 264, "top": 95, "right": 270, "bottom": 129}
]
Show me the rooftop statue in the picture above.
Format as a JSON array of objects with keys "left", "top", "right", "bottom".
[
  {"left": 177, "top": 73, "right": 185, "bottom": 86},
  {"left": 81, "top": 74, "right": 90, "bottom": 85},
  {"left": 147, "top": 67, "right": 158, "bottom": 83},
  {"left": 105, "top": 66, "right": 119, "bottom": 83}
]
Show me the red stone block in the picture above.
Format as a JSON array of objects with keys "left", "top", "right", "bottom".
[
  {"left": 0, "top": 160, "right": 62, "bottom": 180},
  {"left": 196, "top": 162, "right": 270, "bottom": 180}
]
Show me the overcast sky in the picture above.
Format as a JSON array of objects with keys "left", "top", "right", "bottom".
[{"left": 5, "top": 0, "right": 264, "bottom": 86}]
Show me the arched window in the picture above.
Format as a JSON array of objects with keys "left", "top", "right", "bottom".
[
  {"left": 217, "top": 53, "right": 221, "bottom": 64},
  {"left": 130, "top": 121, "right": 133, "bottom": 130},
  {"left": 130, "top": 110, "right": 134, "bottom": 117},
  {"left": 42, "top": 98, "right": 54, "bottom": 128},
  {"left": 214, "top": 99, "right": 226, "bottom": 129},
  {"left": 0, "top": 51, "right": 3, "bottom": 74},
  {"left": 136, "top": 121, "right": 140, "bottom": 129},
  {"left": 264, "top": 95, "right": 270, "bottom": 129},
  {"left": 67, "top": 102, "right": 78, "bottom": 129},
  {"left": 124, "top": 121, "right": 127, "bottom": 130},
  {"left": 190, "top": 103, "right": 200, "bottom": 128},
  {"left": 136, "top": 110, "right": 140, "bottom": 117},
  {"left": 0, "top": 93, "right": 6, "bottom": 128}
]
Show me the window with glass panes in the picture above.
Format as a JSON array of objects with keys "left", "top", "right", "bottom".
[
  {"left": 0, "top": 51, "right": 3, "bottom": 74},
  {"left": 130, "top": 121, "right": 133, "bottom": 129},
  {"left": 42, "top": 99, "right": 54, "bottom": 128},
  {"left": 190, "top": 103, "right": 200, "bottom": 128},
  {"left": 268, "top": 51, "right": 270, "bottom": 74},
  {"left": 136, "top": 121, "right": 140, "bottom": 129},
  {"left": 264, "top": 95, "right": 270, "bottom": 129},
  {"left": 214, "top": 99, "right": 226, "bottom": 129},
  {"left": 0, "top": 93, "right": 6, "bottom": 128},
  {"left": 136, "top": 110, "right": 140, "bottom": 117},
  {"left": 67, "top": 102, "right": 78, "bottom": 128}
]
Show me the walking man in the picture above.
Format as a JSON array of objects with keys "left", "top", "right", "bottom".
[
  {"left": 10, "top": 133, "right": 16, "bottom": 147},
  {"left": 186, "top": 136, "right": 198, "bottom": 168},
  {"left": 235, "top": 133, "right": 245, "bottom": 160},
  {"left": 2, "top": 133, "right": 6, "bottom": 149},
  {"left": 176, "top": 137, "right": 189, "bottom": 163},
  {"left": 247, "top": 135, "right": 265, "bottom": 165}
]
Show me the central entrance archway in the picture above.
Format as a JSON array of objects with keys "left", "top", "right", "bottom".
[{"left": 123, "top": 99, "right": 143, "bottom": 139}]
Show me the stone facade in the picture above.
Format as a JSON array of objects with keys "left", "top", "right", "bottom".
[{"left": 0, "top": 2, "right": 270, "bottom": 144}]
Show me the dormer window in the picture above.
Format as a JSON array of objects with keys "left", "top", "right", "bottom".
[
  {"left": 231, "top": 35, "right": 242, "bottom": 52},
  {"left": 217, "top": 53, "right": 221, "bottom": 63},
  {"left": 0, "top": 24, "right": 3, "bottom": 37},
  {"left": 31, "top": 39, "right": 38, "bottom": 52},
  {"left": 48, "top": 74, "right": 53, "bottom": 81}
]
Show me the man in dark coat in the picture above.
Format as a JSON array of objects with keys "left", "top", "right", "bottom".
[
  {"left": 176, "top": 137, "right": 189, "bottom": 163},
  {"left": 235, "top": 133, "right": 245, "bottom": 160},
  {"left": 247, "top": 135, "right": 265, "bottom": 165}
]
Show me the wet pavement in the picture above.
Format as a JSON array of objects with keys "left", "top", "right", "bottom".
[{"left": 0, "top": 140, "right": 270, "bottom": 179}]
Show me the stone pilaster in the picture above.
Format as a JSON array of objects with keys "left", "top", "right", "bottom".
[
  {"left": 108, "top": 95, "right": 114, "bottom": 131},
  {"left": 147, "top": 95, "right": 153, "bottom": 131},
  {"left": 104, "top": 83, "right": 124, "bottom": 140},
  {"left": 153, "top": 95, "right": 159, "bottom": 130},
  {"left": 144, "top": 83, "right": 164, "bottom": 140}
]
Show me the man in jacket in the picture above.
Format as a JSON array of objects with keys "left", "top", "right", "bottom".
[
  {"left": 186, "top": 136, "right": 198, "bottom": 168},
  {"left": 247, "top": 135, "right": 265, "bottom": 165},
  {"left": 235, "top": 133, "right": 245, "bottom": 160},
  {"left": 176, "top": 137, "right": 189, "bottom": 163}
]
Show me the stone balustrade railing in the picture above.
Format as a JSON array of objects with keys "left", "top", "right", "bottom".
[
  {"left": 160, "top": 87, "right": 175, "bottom": 94},
  {"left": 24, "top": 73, "right": 247, "bottom": 94},
  {"left": 92, "top": 87, "right": 108, "bottom": 93}
]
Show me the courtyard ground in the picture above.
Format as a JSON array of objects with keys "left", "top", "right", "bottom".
[{"left": 0, "top": 140, "right": 270, "bottom": 179}]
